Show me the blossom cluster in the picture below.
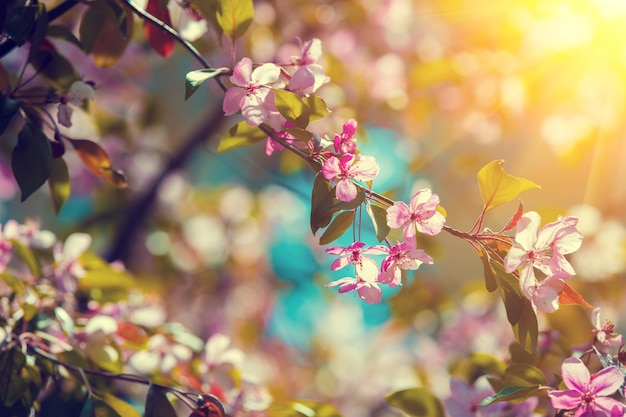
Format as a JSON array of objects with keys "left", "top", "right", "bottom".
[
  {"left": 325, "top": 188, "right": 445, "bottom": 304},
  {"left": 504, "top": 211, "right": 583, "bottom": 313}
]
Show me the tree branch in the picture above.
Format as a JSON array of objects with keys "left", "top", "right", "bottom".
[{"left": 104, "top": 105, "right": 225, "bottom": 263}]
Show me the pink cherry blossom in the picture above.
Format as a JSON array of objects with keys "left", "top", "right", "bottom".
[
  {"left": 592, "top": 308, "right": 624, "bottom": 348},
  {"left": 523, "top": 272, "right": 568, "bottom": 313},
  {"left": 326, "top": 241, "right": 387, "bottom": 278},
  {"left": 333, "top": 119, "right": 358, "bottom": 154},
  {"left": 386, "top": 188, "right": 445, "bottom": 242},
  {"left": 548, "top": 357, "right": 624, "bottom": 416},
  {"left": 223, "top": 57, "right": 281, "bottom": 126},
  {"left": 325, "top": 275, "right": 382, "bottom": 304},
  {"left": 379, "top": 240, "right": 433, "bottom": 287},
  {"left": 504, "top": 211, "right": 583, "bottom": 306},
  {"left": 322, "top": 154, "right": 380, "bottom": 202}
]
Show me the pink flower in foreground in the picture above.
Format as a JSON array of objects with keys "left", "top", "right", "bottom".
[
  {"left": 592, "top": 308, "right": 624, "bottom": 348},
  {"left": 322, "top": 154, "right": 379, "bottom": 202},
  {"left": 333, "top": 119, "right": 358, "bottom": 154},
  {"left": 386, "top": 188, "right": 445, "bottom": 241},
  {"left": 504, "top": 212, "right": 582, "bottom": 308},
  {"left": 223, "top": 57, "right": 281, "bottom": 126},
  {"left": 379, "top": 240, "right": 433, "bottom": 287},
  {"left": 548, "top": 357, "right": 624, "bottom": 416}
]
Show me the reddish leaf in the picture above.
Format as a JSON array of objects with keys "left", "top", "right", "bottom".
[
  {"left": 502, "top": 200, "right": 524, "bottom": 232},
  {"left": 68, "top": 138, "right": 127, "bottom": 188},
  {"left": 144, "top": 0, "right": 174, "bottom": 57},
  {"left": 558, "top": 282, "right": 593, "bottom": 308}
]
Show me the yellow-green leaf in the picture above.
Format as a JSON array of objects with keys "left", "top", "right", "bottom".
[
  {"left": 216, "top": 0, "right": 254, "bottom": 42},
  {"left": 303, "top": 95, "right": 331, "bottom": 121},
  {"left": 477, "top": 160, "right": 540, "bottom": 212},
  {"left": 274, "top": 89, "right": 310, "bottom": 129},
  {"left": 319, "top": 211, "right": 354, "bottom": 245},
  {"left": 385, "top": 388, "right": 445, "bottom": 417},
  {"left": 218, "top": 121, "right": 266, "bottom": 153},
  {"left": 48, "top": 157, "right": 70, "bottom": 215},
  {"left": 95, "top": 393, "right": 141, "bottom": 417}
]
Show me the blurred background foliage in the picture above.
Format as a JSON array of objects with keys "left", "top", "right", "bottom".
[{"left": 2, "top": 0, "right": 626, "bottom": 415}]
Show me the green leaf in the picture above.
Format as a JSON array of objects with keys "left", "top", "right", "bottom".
[
  {"left": 29, "top": 49, "right": 80, "bottom": 91},
  {"left": 185, "top": 67, "right": 229, "bottom": 100},
  {"left": 4, "top": 5, "right": 37, "bottom": 46},
  {"left": 47, "top": 24, "right": 84, "bottom": 49},
  {"left": 477, "top": 160, "right": 540, "bottom": 213},
  {"left": 215, "top": 0, "right": 254, "bottom": 42},
  {"left": 479, "top": 385, "right": 542, "bottom": 406},
  {"left": 79, "top": 396, "right": 95, "bottom": 417},
  {"left": 0, "top": 347, "right": 27, "bottom": 407},
  {"left": 9, "top": 239, "right": 42, "bottom": 279},
  {"left": 511, "top": 300, "right": 538, "bottom": 355},
  {"left": 303, "top": 95, "right": 331, "bottom": 121},
  {"left": 310, "top": 173, "right": 366, "bottom": 235},
  {"left": 48, "top": 157, "right": 71, "bottom": 215},
  {"left": 286, "top": 127, "right": 313, "bottom": 142},
  {"left": 365, "top": 203, "right": 391, "bottom": 242},
  {"left": 450, "top": 353, "right": 507, "bottom": 384},
  {"left": 145, "top": 386, "right": 177, "bottom": 417},
  {"left": 385, "top": 388, "right": 445, "bottom": 417},
  {"left": 274, "top": 89, "right": 310, "bottom": 129},
  {"left": 0, "top": 93, "right": 20, "bottom": 135},
  {"left": 11, "top": 123, "right": 52, "bottom": 202},
  {"left": 319, "top": 211, "right": 355, "bottom": 245},
  {"left": 491, "top": 261, "right": 524, "bottom": 325},
  {"left": 218, "top": 121, "right": 266, "bottom": 153},
  {"left": 478, "top": 247, "right": 497, "bottom": 293},
  {"left": 310, "top": 173, "right": 335, "bottom": 234}
]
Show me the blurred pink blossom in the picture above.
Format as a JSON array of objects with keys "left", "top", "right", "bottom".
[
  {"left": 57, "top": 81, "right": 95, "bottom": 128},
  {"left": 592, "top": 308, "right": 624, "bottom": 348}
]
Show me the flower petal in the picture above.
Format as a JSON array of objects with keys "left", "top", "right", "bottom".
[
  {"left": 588, "top": 366, "right": 624, "bottom": 397},
  {"left": 387, "top": 201, "right": 410, "bottom": 229},
  {"left": 251, "top": 63, "right": 280, "bottom": 85},
  {"left": 230, "top": 57, "right": 252, "bottom": 87},
  {"left": 515, "top": 211, "right": 541, "bottom": 250},
  {"left": 356, "top": 281, "right": 382, "bottom": 304},
  {"left": 561, "top": 357, "right": 590, "bottom": 393},
  {"left": 335, "top": 178, "right": 357, "bottom": 202},
  {"left": 548, "top": 389, "right": 582, "bottom": 410}
]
